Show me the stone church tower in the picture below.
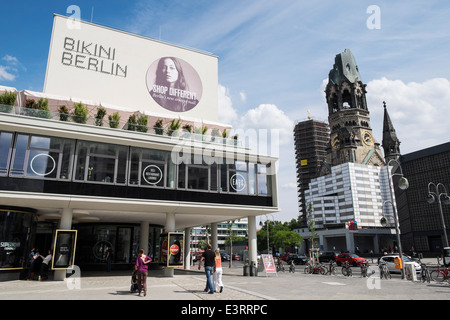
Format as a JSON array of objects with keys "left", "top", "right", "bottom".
[
  {"left": 382, "top": 101, "right": 401, "bottom": 162},
  {"left": 324, "top": 49, "right": 384, "bottom": 167}
]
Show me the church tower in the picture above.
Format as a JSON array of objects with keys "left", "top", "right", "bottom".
[
  {"left": 382, "top": 101, "right": 401, "bottom": 162},
  {"left": 324, "top": 49, "right": 384, "bottom": 167}
]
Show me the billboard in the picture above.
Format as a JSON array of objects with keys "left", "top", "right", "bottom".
[
  {"left": 52, "top": 229, "right": 78, "bottom": 270},
  {"left": 44, "top": 15, "right": 218, "bottom": 122},
  {"left": 159, "top": 232, "right": 184, "bottom": 268}
]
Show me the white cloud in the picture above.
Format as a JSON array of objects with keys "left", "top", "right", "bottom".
[
  {"left": 217, "top": 84, "right": 238, "bottom": 125},
  {"left": 239, "top": 91, "right": 246, "bottom": 103},
  {"left": 366, "top": 77, "right": 450, "bottom": 154},
  {"left": 0, "top": 66, "right": 15, "bottom": 81}
]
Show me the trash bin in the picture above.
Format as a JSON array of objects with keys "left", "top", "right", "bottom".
[
  {"left": 405, "top": 262, "right": 417, "bottom": 281},
  {"left": 250, "top": 261, "right": 258, "bottom": 277},
  {"left": 243, "top": 264, "right": 249, "bottom": 276}
]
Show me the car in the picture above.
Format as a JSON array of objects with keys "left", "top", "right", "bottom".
[
  {"left": 319, "top": 251, "right": 339, "bottom": 263},
  {"left": 220, "top": 252, "right": 230, "bottom": 261},
  {"left": 378, "top": 254, "right": 421, "bottom": 273},
  {"left": 279, "top": 253, "right": 290, "bottom": 261},
  {"left": 231, "top": 253, "right": 240, "bottom": 261},
  {"left": 336, "top": 253, "right": 368, "bottom": 266},
  {"left": 286, "top": 254, "right": 309, "bottom": 265}
]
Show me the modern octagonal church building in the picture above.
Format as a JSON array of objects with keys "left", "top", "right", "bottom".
[{"left": 0, "top": 15, "right": 279, "bottom": 281}]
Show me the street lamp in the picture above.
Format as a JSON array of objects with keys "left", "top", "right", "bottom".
[
  {"left": 381, "top": 159, "right": 409, "bottom": 279},
  {"left": 427, "top": 182, "right": 450, "bottom": 248},
  {"left": 259, "top": 214, "right": 275, "bottom": 255}
]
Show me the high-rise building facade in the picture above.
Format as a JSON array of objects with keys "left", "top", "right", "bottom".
[{"left": 293, "top": 119, "right": 329, "bottom": 223}]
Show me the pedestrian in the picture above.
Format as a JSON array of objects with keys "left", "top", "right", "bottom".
[
  {"left": 213, "top": 249, "right": 223, "bottom": 293},
  {"left": 105, "top": 247, "right": 112, "bottom": 272},
  {"left": 135, "top": 249, "right": 152, "bottom": 296},
  {"left": 27, "top": 248, "right": 37, "bottom": 280},
  {"left": 198, "top": 244, "right": 215, "bottom": 294},
  {"left": 39, "top": 249, "right": 52, "bottom": 281}
]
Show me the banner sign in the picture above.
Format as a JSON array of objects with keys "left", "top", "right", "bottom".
[
  {"left": 261, "top": 254, "right": 277, "bottom": 274},
  {"left": 160, "top": 232, "right": 184, "bottom": 268},
  {"left": 52, "top": 229, "right": 78, "bottom": 270}
]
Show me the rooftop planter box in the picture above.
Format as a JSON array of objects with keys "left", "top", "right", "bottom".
[{"left": 0, "top": 90, "right": 16, "bottom": 113}]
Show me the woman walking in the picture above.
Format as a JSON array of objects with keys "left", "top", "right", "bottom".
[
  {"left": 135, "top": 249, "right": 152, "bottom": 296},
  {"left": 213, "top": 249, "right": 224, "bottom": 293}
]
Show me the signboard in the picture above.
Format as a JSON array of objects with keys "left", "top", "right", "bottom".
[
  {"left": 44, "top": 15, "right": 218, "bottom": 122},
  {"left": 52, "top": 230, "right": 78, "bottom": 270},
  {"left": 160, "top": 232, "right": 184, "bottom": 268},
  {"left": 261, "top": 254, "right": 277, "bottom": 274}
]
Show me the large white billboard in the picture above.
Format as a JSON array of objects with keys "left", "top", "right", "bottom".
[{"left": 44, "top": 14, "right": 218, "bottom": 122}]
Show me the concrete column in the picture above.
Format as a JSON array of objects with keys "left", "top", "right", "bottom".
[
  {"left": 164, "top": 213, "right": 175, "bottom": 277},
  {"left": 54, "top": 208, "right": 73, "bottom": 281},
  {"left": 248, "top": 216, "right": 258, "bottom": 266},
  {"left": 211, "top": 223, "right": 218, "bottom": 250},
  {"left": 184, "top": 227, "right": 191, "bottom": 270},
  {"left": 140, "top": 221, "right": 149, "bottom": 254},
  {"left": 346, "top": 231, "right": 355, "bottom": 252}
]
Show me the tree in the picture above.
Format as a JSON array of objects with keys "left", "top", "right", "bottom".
[{"left": 273, "top": 230, "right": 303, "bottom": 253}]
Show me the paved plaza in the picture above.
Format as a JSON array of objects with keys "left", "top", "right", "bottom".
[{"left": 1, "top": 260, "right": 449, "bottom": 301}]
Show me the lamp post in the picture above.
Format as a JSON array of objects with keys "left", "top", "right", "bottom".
[
  {"left": 381, "top": 159, "right": 409, "bottom": 279},
  {"left": 259, "top": 214, "right": 275, "bottom": 255},
  {"left": 427, "top": 182, "right": 450, "bottom": 248}
]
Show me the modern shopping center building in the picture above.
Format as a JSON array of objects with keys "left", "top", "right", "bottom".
[{"left": 0, "top": 15, "right": 279, "bottom": 281}]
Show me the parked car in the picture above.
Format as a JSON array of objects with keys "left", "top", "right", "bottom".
[
  {"left": 231, "top": 253, "right": 240, "bottom": 261},
  {"left": 286, "top": 254, "right": 309, "bottom": 265},
  {"left": 279, "top": 253, "right": 290, "bottom": 261},
  {"left": 378, "top": 254, "right": 421, "bottom": 273},
  {"left": 220, "top": 252, "right": 230, "bottom": 261},
  {"left": 319, "top": 251, "right": 339, "bottom": 262},
  {"left": 336, "top": 253, "right": 368, "bottom": 266}
]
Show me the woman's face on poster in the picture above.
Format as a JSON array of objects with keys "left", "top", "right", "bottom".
[{"left": 161, "top": 58, "right": 179, "bottom": 84}]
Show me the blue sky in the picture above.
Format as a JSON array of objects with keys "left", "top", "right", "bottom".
[{"left": 1, "top": 1, "right": 450, "bottom": 223}]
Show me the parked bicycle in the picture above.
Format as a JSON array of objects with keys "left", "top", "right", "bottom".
[
  {"left": 326, "top": 261, "right": 336, "bottom": 275},
  {"left": 304, "top": 262, "right": 327, "bottom": 275},
  {"left": 341, "top": 261, "right": 352, "bottom": 277},
  {"left": 378, "top": 261, "right": 391, "bottom": 280},
  {"left": 289, "top": 260, "right": 295, "bottom": 273},
  {"left": 360, "top": 261, "right": 370, "bottom": 278},
  {"left": 276, "top": 258, "right": 285, "bottom": 272},
  {"left": 430, "top": 265, "right": 450, "bottom": 283}
]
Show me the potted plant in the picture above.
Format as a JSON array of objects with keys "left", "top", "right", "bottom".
[
  {"left": 108, "top": 112, "right": 121, "bottom": 128},
  {"left": 0, "top": 90, "right": 16, "bottom": 113},
  {"left": 58, "top": 105, "right": 69, "bottom": 121},
  {"left": 36, "top": 98, "right": 51, "bottom": 119},
  {"left": 167, "top": 118, "right": 181, "bottom": 136},
  {"left": 182, "top": 124, "right": 192, "bottom": 138},
  {"left": 136, "top": 114, "right": 148, "bottom": 133},
  {"left": 154, "top": 119, "right": 164, "bottom": 135},
  {"left": 95, "top": 107, "right": 107, "bottom": 126},
  {"left": 211, "top": 128, "right": 220, "bottom": 142},
  {"left": 72, "top": 102, "right": 88, "bottom": 124},
  {"left": 127, "top": 114, "right": 137, "bottom": 131}
]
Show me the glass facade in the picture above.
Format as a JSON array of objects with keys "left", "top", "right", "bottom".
[
  {"left": 0, "top": 208, "right": 34, "bottom": 269},
  {"left": 0, "top": 130, "right": 272, "bottom": 198}
]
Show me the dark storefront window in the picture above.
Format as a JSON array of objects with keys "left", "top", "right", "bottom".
[
  {"left": 0, "top": 209, "right": 34, "bottom": 269},
  {"left": 0, "top": 132, "right": 13, "bottom": 176},
  {"left": 74, "top": 141, "right": 127, "bottom": 184},
  {"left": 9, "top": 134, "right": 75, "bottom": 180},
  {"left": 1, "top": 131, "right": 273, "bottom": 199}
]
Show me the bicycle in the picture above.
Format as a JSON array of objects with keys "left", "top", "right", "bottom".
[
  {"left": 276, "top": 260, "right": 285, "bottom": 272},
  {"left": 378, "top": 261, "right": 391, "bottom": 280},
  {"left": 360, "top": 261, "right": 369, "bottom": 278},
  {"left": 289, "top": 260, "right": 295, "bottom": 273},
  {"left": 304, "top": 262, "right": 327, "bottom": 275},
  {"left": 341, "top": 261, "right": 352, "bottom": 277},
  {"left": 430, "top": 265, "right": 450, "bottom": 283},
  {"left": 326, "top": 261, "right": 336, "bottom": 275}
]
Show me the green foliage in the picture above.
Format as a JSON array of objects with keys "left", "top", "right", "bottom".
[
  {"left": 108, "top": 112, "right": 121, "bottom": 128},
  {"left": 154, "top": 119, "right": 164, "bottom": 135},
  {"left": 58, "top": 105, "right": 69, "bottom": 121},
  {"left": 127, "top": 114, "right": 137, "bottom": 131},
  {"left": 0, "top": 90, "right": 17, "bottom": 106},
  {"left": 136, "top": 114, "right": 148, "bottom": 133},
  {"left": 167, "top": 118, "right": 181, "bottom": 136},
  {"left": 95, "top": 107, "right": 107, "bottom": 126},
  {"left": 72, "top": 102, "right": 88, "bottom": 124}
]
